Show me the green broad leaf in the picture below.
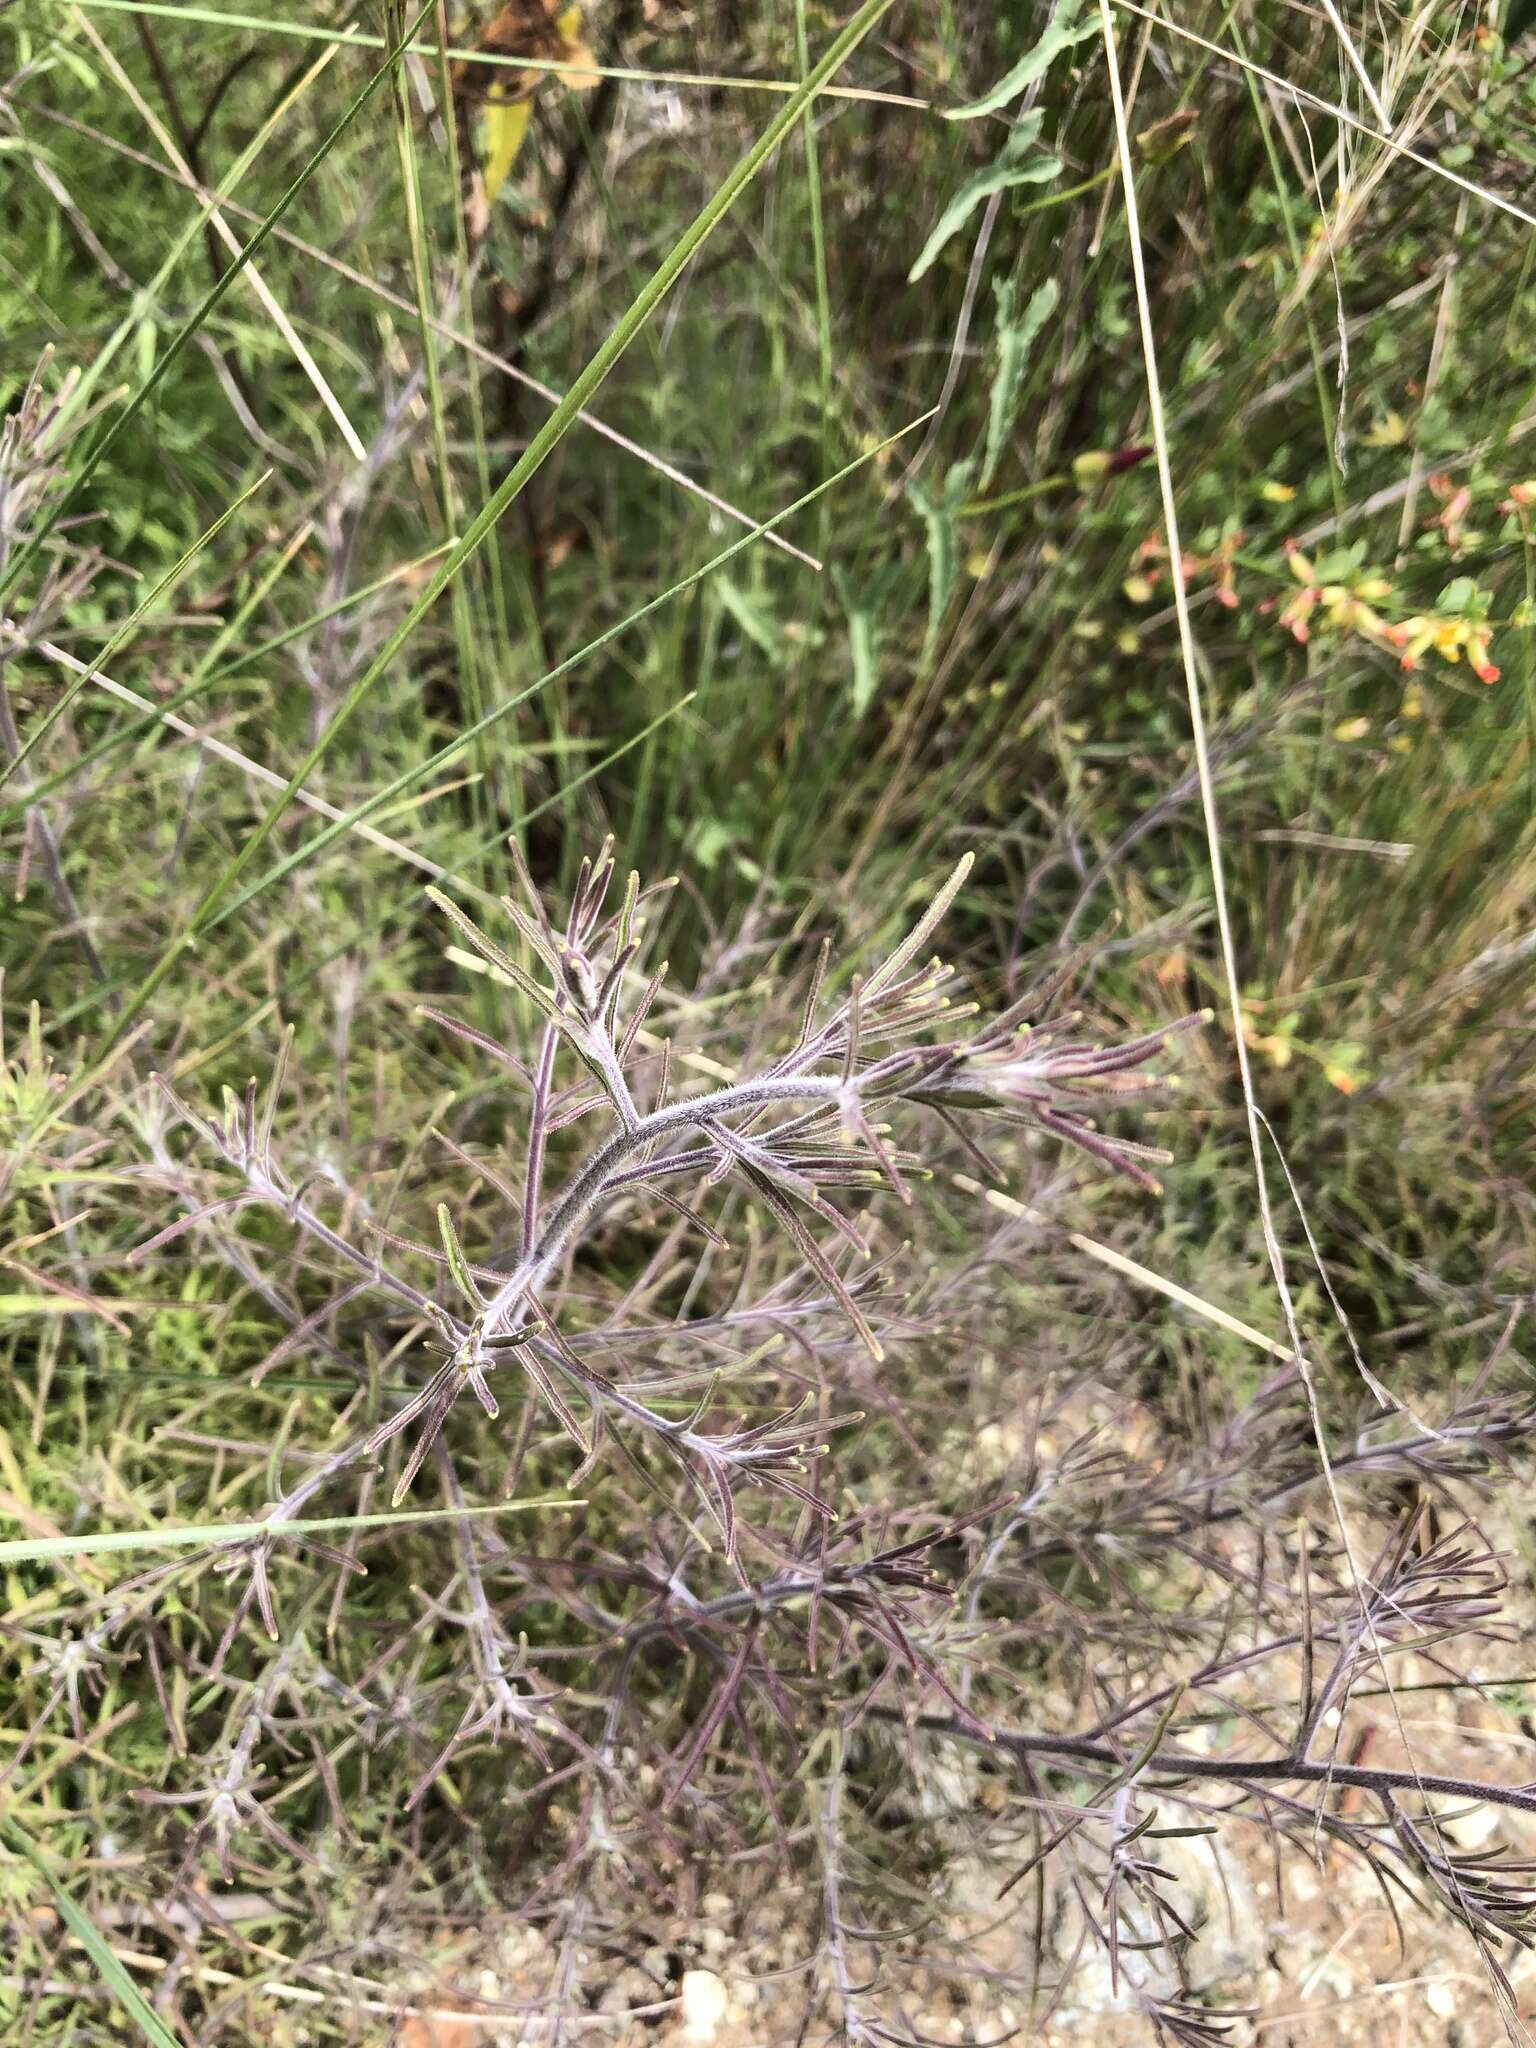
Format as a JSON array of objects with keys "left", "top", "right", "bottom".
[
  {"left": 909, "top": 117, "right": 1060, "bottom": 282},
  {"left": 908, "top": 463, "right": 975, "bottom": 663},
  {"left": 688, "top": 816, "right": 737, "bottom": 870},
  {"left": 981, "top": 275, "right": 1059, "bottom": 489},
  {"left": 848, "top": 604, "right": 879, "bottom": 716},
  {"left": 833, "top": 565, "right": 885, "bottom": 717},
  {"left": 945, "top": 1, "right": 1098, "bottom": 121},
  {"left": 715, "top": 574, "right": 785, "bottom": 661}
]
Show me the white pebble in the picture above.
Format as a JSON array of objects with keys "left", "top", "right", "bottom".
[{"left": 680, "top": 1968, "right": 729, "bottom": 2041}]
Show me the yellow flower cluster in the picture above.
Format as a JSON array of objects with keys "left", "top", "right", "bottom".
[
  {"left": 1275, "top": 544, "right": 1499, "bottom": 684},
  {"left": 1391, "top": 612, "right": 1499, "bottom": 683},
  {"left": 1274, "top": 545, "right": 1395, "bottom": 652}
]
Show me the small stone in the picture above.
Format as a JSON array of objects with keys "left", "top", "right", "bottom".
[
  {"left": 680, "top": 1968, "right": 729, "bottom": 2042},
  {"left": 1308, "top": 1956, "right": 1354, "bottom": 1999},
  {"left": 1426, "top": 1980, "right": 1458, "bottom": 2019},
  {"left": 1447, "top": 1803, "right": 1500, "bottom": 1850},
  {"left": 397, "top": 2016, "right": 475, "bottom": 2048}
]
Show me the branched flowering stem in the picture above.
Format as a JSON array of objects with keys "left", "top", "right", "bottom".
[
  {"left": 82, "top": 829, "right": 1536, "bottom": 1998},
  {"left": 473, "top": 1066, "right": 1003, "bottom": 1342},
  {"left": 149, "top": 848, "right": 1195, "bottom": 1569},
  {"left": 882, "top": 1709, "right": 1536, "bottom": 1818},
  {"left": 244, "top": 1054, "right": 1140, "bottom": 1526}
]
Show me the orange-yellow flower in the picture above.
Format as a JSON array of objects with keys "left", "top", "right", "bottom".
[
  {"left": 1428, "top": 472, "right": 1474, "bottom": 552},
  {"left": 1390, "top": 614, "right": 1499, "bottom": 684},
  {"left": 1273, "top": 544, "right": 1395, "bottom": 652}
]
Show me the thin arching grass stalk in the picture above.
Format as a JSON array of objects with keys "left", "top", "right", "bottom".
[
  {"left": 67, "top": 0, "right": 935, "bottom": 110},
  {"left": 87, "top": 0, "right": 896, "bottom": 1063},
  {"left": 0, "top": 10, "right": 431, "bottom": 606},
  {"left": 0, "top": 470, "right": 269, "bottom": 794}
]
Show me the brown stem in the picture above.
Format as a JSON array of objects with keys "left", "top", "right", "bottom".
[{"left": 884, "top": 1708, "right": 1536, "bottom": 1817}]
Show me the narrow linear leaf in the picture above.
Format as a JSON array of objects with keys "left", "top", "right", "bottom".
[
  {"left": 426, "top": 889, "right": 553, "bottom": 1012},
  {"left": 437, "top": 1204, "right": 486, "bottom": 1310},
  {"left": 907, "top": 462, "right": 975, "bottom": 663},
  {"left": 944, "top": 4, "right": 1098, "bottom": 122},
  {"left": 865, "top": 849, "right": 974, "bottom": 998},
  {"left": 742, "top": 1163, "right": 884, "bottom": 1363},
  {"left": 981, "top": 276, "right": 1059, "bottom": 488},
  {"left": 518, "top": 1343, "right": 594, "bottom": 1458},
  {"left": 0, "top": 1499, "right": 582, "bottom": 1565},
  {"left": 1, "top": 1816, "right": 180, "bottom": 2048}
]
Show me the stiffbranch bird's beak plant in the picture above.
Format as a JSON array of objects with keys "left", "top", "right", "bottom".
[
  {"left": 144, "top": 845, "right": 1197, "bottom": 1567},
  {"left": 81, "top": 847, "right": 1536, "bottom": 2034}
]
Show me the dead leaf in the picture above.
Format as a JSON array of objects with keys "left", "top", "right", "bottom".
[
  {"left": 1136, "top": 109, "right": 1199, "bottom": 165},
  {"left": 456, "top": 3, "right": 599, "bottom": 202},
  {"left": 533, "top": 521, "right": 588, "bottom": 568},
  {"left": 554, "top": 7, "right": 600, "bottom": 91},
  {"left": 454, "top": 1, "right": 595, "bottom": 108},
  {"left": 483, "top": 96, "right": 535, "bottom": 201}
]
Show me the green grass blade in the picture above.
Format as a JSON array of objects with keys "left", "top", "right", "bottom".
[
  {"left": 388, "top": 16, "right": 491, "bottom": 846},
  {"left": 0, "top": 1815, "right": 181, "bottom": 2048},
  {"left": 0, "top": 471, "right": 270, "bottom": 794},
  {"left": 69, "top": 0, "right": 921, "bottom": 104},
  {"left": 0, "top": 1498, "right": 582, "bottom": 1566},
  {"left": 92, "top": 0, "right": 894, "bottom": 1057},
  {"left": 0, "top": 5, "right": 430, "bottom": 609},
  {"left": 142, "top": 0, "right": 894, "bottom": 939},
  {"left": 0, "top": 542, "right": 457, "bottom": 830},
  {"left": 793, "top": 0, "right": 835, "bottom": 435},
  {"left": 200, "top": 543, "right": 453, "bottom": 688},
  {"left": 31, "top": 45, "right": 333, "bottom": 435},
  {"left": 60, "top": 413, "right": 927, "bottom": 1043},
  {"left": 515, "top": 695, "right": 697, "bottom": 833},
  {"left": 204, "top": 412, "right": 930, "bottom": 929}
]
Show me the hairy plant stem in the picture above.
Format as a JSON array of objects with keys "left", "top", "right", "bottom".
[
  {"left": 885, "top": 1708, "right": 1536, "bottom": 1818},
  {"left": 254, "top": 1070, "right": 911, "bottom": 1523}
]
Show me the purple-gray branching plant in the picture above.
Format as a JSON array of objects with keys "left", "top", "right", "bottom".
[
  {"left": 27, "top": 844, "right": 1531, "bottom": 2043},
  {"left": 141, "top": 841, "right": 1197, "bottom": 1572}
]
